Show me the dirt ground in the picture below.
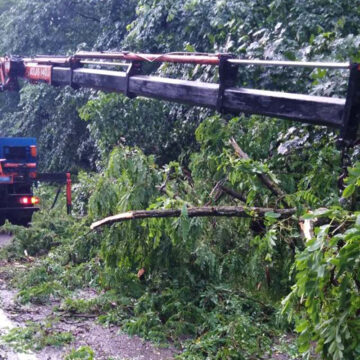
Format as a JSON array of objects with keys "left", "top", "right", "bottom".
[
  {"left": 0, "top": 276, "right": 176, "bottom": 360},
  {"left": 0, "top": 287, "right": 177, "bottom": 360},
  {"left": 0, "top": 234, "right": 176, "bottom": 360}
]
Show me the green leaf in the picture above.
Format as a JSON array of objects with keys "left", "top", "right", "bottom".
[
  {"left": 181, "top": 204, "right": 188, "bottom": 217},
  {"left": 265, "top": 211, "right": 281, "bottom": 219},
  {"left": 296, "top": 319, "right": 309, "bottom": 333},
  {"left": 312, "top": 208, "right": 331, "bottom": 217},
  {"left": 342, "top": 184, "right": 355, "bottom": 199},
  {"left": 185, "top": 43, "right": 195, "bottom": 52},
  {"left": 302, "top": 213, "right": 317, "bottom": 220},
  {"left": 307, "top": 238, "right": 321, "bottom": 252}
]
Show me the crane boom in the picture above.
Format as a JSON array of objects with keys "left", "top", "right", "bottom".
[{"left": 0, "top": 52, "right": 359, "bottom": 143}]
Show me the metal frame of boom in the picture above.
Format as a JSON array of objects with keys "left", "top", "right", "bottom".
[{"left": 0, "top": 52, "right": 359, "bottom": 143}]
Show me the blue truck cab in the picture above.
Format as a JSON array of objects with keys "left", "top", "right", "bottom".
[{"left": 0, "top": 137, "right": 39, "bottom": 225}]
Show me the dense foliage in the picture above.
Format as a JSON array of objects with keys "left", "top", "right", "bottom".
[
  {"left": 1, "top": 0, "right": 360, "bottom": 359},
  {"left": 282, "top": 164, "right": 360, "bottom": 360}
]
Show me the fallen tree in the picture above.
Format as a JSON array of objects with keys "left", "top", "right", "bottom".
[{"left": 90, "top": 205, "right": 296, "bottom": 230}]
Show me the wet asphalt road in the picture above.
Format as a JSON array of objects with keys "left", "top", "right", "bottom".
[
  {"left": 0, "top": 234, "right": 13, "bottom": 249},
  {"left": 0, "top": 232, "right": 39, "bottom": 359}
]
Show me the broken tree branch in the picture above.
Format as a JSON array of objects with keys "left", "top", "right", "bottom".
[
  {"left": 299, "top": 218, "right": 315, "bottom": 241},
  {"left": 206, "top": 179, "right": 226, "bottom": 205},
  {"left": 219, "top": 185, "right": 247, "bottom": 202},
  {"left": 90, "top": 206, "right": 296, "bottom": 230},
  {"left": 229, "top": 137, "right": 250, "bottom": 160},
  {"left": 229, "top": 137, "right": 287, "bottom": 199},
  {"left": 207, "top": 179, "right": 246, "bottom": 204}
]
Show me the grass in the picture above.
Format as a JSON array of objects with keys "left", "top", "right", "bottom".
[{"left": 1, "top": 320, "right": 74, "bottom": 352}]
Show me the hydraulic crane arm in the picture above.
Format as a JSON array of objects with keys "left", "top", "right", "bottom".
[{"left": 0, "top": 52, "right": 359, "bottom": 143}]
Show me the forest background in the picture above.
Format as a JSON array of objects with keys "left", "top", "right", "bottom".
[{"left": 0, "top": 0, "right": 360, "bottom": 359}]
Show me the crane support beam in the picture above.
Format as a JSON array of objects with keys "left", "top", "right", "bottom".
[
  {"left": 0, "top": 52, "right": 358, "bottom": 142},
  {"left": 51, "top": 67, "right": 345, "bottom": 128}
]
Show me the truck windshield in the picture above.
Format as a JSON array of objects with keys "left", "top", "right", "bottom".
[{"left": 4, "top": 146, "right": 27, "bottom": 161}]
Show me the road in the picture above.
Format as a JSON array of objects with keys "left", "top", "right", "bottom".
[
  {"left": 0, "top": 307, "right": 39, "bottom": 360},
  {"left": 0, "top": 233, "right": 13, "bottom": 249},
  {"left": 0, "top": 232, "right": 40, "bottom": 359}
]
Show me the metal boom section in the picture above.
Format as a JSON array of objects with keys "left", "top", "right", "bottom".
[{"left": 0, "top": 52, "right": 359, "bottom": 143}]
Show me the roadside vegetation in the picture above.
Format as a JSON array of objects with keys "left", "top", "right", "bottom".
[{"left": 0, "top": 0, "right": 360, "bottom": 359}]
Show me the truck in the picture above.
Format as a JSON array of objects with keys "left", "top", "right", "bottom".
[{"left": 0, "top": 137, "right": 39, "bottom": 225}]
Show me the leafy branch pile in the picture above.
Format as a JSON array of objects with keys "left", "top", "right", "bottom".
[
  {"left": 3, "top": 113, "right": 359, "bottom": 359},
  {"left": 283, "top": 164, "right": 360, "bottom": 360}
]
